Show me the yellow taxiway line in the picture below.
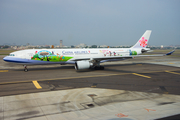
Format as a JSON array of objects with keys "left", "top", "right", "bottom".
[
  {"left": 32, "top": 81, "right": 42, "bottom": 89},
  {"left": 165, "top": 71, "right": 180, "bottom": 75},
  {"left": 0, "top": 73, "right": 130, "bottom": 85},
  {"left": 132, "top": 73, "right": 151, "bottom": 78},
  {"left": 0, "top": 70, "right": 8, "bottom": 72}
]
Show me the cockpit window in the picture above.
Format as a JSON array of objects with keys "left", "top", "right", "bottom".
[{"left": 9, "top": 54, "right": 15, "bottom": 56}]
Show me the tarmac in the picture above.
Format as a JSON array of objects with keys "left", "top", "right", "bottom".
[{"left": 0, "top": 55, "right": 180, "bottom": 120}]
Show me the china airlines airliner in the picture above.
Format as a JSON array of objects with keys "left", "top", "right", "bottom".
[{"left": 3, "top": 30, "right": 175, "bottom": 72}]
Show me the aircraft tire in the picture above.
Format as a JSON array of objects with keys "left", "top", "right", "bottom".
[
  {"left": 94, "top": 66, "right": 99, "bottom": 70},
  {"left": 100, "top": 66, "right": 104, "bottom": 70},
  {"left": 94, "top": 66, "right": 104, "bottom": 70}
]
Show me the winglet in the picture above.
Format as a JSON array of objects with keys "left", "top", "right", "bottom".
[{"left": 166, "top": 50, "right": 175, "bottom": 55}]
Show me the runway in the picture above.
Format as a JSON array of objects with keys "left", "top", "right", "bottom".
[{"left": 0, "top": 55, "right": 180, "bottom": 120}]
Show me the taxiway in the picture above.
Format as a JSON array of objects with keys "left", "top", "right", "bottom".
[{"left": 0, "top": 55, "right": 180, "bottom": 120}]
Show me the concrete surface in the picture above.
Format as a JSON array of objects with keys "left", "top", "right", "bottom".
[{"left": 1, "top": 88, "right": 180, "bottom": 120}]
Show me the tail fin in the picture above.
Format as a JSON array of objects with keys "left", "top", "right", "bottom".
[{"left": 131, "top": 30, "right": 152, "bottom": 48}]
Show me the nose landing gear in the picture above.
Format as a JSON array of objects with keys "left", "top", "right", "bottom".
[{"left": 23, "top": 65, "right": 28, "bottom": 72}]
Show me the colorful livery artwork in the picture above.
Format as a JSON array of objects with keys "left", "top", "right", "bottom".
[{"left": 31, "top": 50, "right": 73, "bottom": 62}]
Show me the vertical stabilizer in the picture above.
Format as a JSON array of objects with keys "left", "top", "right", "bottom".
[{"left": 131, "top": 30, "right": 152, "bottom": 48}]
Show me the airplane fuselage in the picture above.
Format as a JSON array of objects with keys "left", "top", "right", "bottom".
[{"left": 4, "top": 48, "right": 142, "bottom": 65}]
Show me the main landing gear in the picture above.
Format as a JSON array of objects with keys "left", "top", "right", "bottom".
[
  {"left": 23, "top": 65, "right": 28, "bottom": 72},
  {"left": 94, "top": 66, "right": 104, "bottom": 70},
  {"left": 91, "top": 60, "right": 104, "bottom": 70}
]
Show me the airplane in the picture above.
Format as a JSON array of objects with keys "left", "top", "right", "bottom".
[{"left": 3, "top": 30, "right": 175, "bottom": 72}]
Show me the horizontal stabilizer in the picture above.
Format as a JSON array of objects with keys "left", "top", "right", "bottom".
[{"left": 166, "top": 50, "right": 175, "bottom": 55}]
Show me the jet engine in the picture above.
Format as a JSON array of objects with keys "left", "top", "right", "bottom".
[
  {"left": 141, "top": 48, "right": 151, "bottom": 53},
  {"left": 141, "top": 49, "right": 147, "bottom": 53},
  {"left": 75, "top": 61, "right": 91, "bottom": 70}
]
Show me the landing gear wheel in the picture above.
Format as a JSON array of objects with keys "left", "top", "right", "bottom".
[
  {"left": 100, "top": 66, "right": 104, "bottom": 70},
  {"left": 24, "top": 68, "right": 28, "bottom": 72},
  {"left": 94, "top": 66, "right": 99, "bottom": 70},
  {"left": 23, "top": 65, "right": 28, "bottom": 72},
  {"left": 94, "top": 66, "right": 104, "bottom": 70}
]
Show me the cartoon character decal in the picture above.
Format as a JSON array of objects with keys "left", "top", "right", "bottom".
[
  {"left": 129, "top": 50, "right": 137, "bottom": 55},
  {"left": 31, "top": 50, "right": 73, "bottom": 62},
  {"left": 100, "top": 50, "right": 117, "bottom": 56}
]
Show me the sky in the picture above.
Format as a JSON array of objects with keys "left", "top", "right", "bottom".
[{"left": 0, "top": 0, "right": 180, "bottom": 46}]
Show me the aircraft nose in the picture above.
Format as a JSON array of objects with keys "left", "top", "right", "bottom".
[{"left": 3, "top": 56, "right": 10, "bottom": 62}]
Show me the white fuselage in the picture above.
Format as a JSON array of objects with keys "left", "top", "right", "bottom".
[{"left": 9, "top": 48, "right": 142, "bottom": 60}]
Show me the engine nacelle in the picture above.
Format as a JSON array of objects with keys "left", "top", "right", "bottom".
[
  {"left": 141, "top": 49, "right": 147, "bottom": 53},
  {"left": 141, "top": 48, "right": 151, "bottom": 53},
  {"left": 75, "top": 61, "right": 91, "bottom": 70}
]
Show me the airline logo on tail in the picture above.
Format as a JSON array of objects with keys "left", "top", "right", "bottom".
[
  {"left": 131, "top": 30, "right": 151, "bottom": 48},
  {"left": 139, "top": 37, "right": 148, "bottom": 47}
]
